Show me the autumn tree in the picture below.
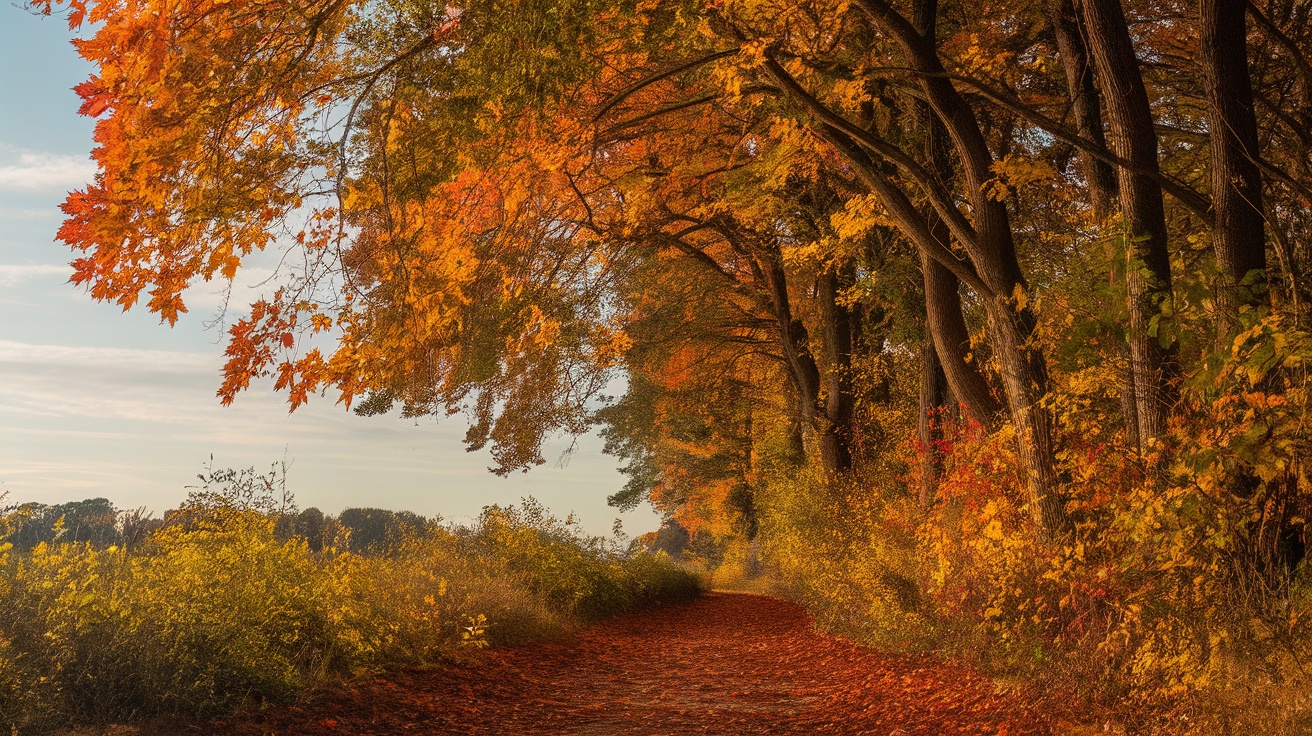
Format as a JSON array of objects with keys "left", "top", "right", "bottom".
[
  {"left": 32, "top": 0, "right": 1312, "bottom": 725},
  {"left": 34, "top": 0, "right": 1312, "bottom": 560}
]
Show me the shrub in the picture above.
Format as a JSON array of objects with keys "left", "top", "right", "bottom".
[
  {"left": 0, "top": 496, "right": 700, "bottom": 734},
  {"left": 745, "top": 329, "right": 1312, "bottom": 734}
]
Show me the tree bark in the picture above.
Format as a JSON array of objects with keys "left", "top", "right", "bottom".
[
  {"left": 914, "top": 0, "right": 1004, "bottom": 430},
  {"left": 817, "top": 270, "right": 857, "bottom": 475},
  {"left": 764, "top": 258, "right": 822, "bottom": 424},
  {"left": 918, "top": 333, "right": 948, "bottom": 508},
  {"left": 1048, "top": 0, "right": 1117, "bottom": 219},
  {"left": 763, "top": 255, "right": 857, "bottom": 478},
  {"left": 1080, "top": 0, "right": 1178, "bottom": 450},
  {"left": 1046, "top": 0, "right": 1143, "bottom": 443},
  {"left": 923, "top": 254, "right": 1003, "bottom": 426},
  {"left": 1044, "top": 0, "right": 1149, "bottom": 440},
  {"left": 1201, "top": 0, "right": 1267, "bottom": 324}
]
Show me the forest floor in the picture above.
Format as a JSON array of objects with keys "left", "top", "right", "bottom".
[{"left": 202, "top": 592, "right": 1060, "bottom": 735}]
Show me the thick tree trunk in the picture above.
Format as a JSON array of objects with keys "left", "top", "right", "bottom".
[
  {"left": 913, "top": 0, "right": 1003, "bottom": 430},
  {"left": 984, "top": 298, "right": 1069, "bottom": 532},
  {"left": 1201, "top": 0, "right": 1301, "bottom": 578},
  {"left": 1201, "top": 0, "right": 1267, "bottom": 323},
  {"left": 763, "top": 256, "right": 856, "bottom": 478},
  {"left": 817, "top": 270, "right": 857, "bottom": 475},
  {"left": 1080, "top": 0, "right": 1178, "bottom": 450},
  {"left": 1048, "top": 0, "right": 1117, "bottom": 219},
  {"left": 923, "top": 254, "right": 1003, "bottom": 426},
  {"left": 918, "top": 334, "right": 948, "bottom": 508}
]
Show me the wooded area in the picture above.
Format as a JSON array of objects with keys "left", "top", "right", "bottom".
[{"left": 28, "top": 0, "right": 1312, "bottom": 729}]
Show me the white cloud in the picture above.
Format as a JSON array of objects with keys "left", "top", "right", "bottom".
[
  {"left": 0, "top": 206, "right": 62, "bottom": 221},
  {"left": 0, "top": 264, "right": 70, "bottom": 286},
  {"left": 0, "top": 340, "right": 214, "bottom": 372},
  {"left": 0, "top": 345, "right": 329, "bottom": 437},
  {"left": 0, "top": 146, "right": 95, "bottom": 192}
]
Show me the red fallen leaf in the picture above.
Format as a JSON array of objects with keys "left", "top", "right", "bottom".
[
  {"left": 318, "top": 718, "right": 338, "bottom": 729},
  {"left": 191, "top": 594, "right": 1055, "bottom": 735}
]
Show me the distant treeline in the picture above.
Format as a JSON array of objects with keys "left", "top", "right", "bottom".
[{"left": 4, "top": 498, "right": 444, "bottom": 555}]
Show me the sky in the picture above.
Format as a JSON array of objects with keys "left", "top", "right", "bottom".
[{"left": 0, "top": 7, "right": 661, "bottom": 537}]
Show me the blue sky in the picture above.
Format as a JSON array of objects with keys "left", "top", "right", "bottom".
[{"left": 0, "top": 7, "right": 660, "bottom": 536}]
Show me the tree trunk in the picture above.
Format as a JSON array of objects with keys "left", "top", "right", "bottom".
[
  {"left": 1080, "top": 0, "right": 1178, "bottom": 450},
  {"left": 1201, "top": 0, "right": 1267, "bottom": 324},
  {"left": 763, "top": 255, "right": 857, "bottom": 478},
  {"left": 853, "top": 0, "right": 1071, "bottom": 533},
  {"left": 918, "top": 333, "right": 948, "bottom": 508},
  {"left": 817, "top": 270, "right": 857, "bottom": 475},
  {"left": 765, "top": 258, "right": 821, "bottom": 414},
  {"left": 1201, "top": 0, "right": 1302, "bottom": 581},
  {"left": 923, "top": 253, "right": 1003, "bottom": 426},
  {"left": 913, "top": 0, "right": 1003, "bottom": 430},
  {"left": 1048, "top": 0, "right": 1117, "bottom": 219},
  {"left": 983, "top": 297, "right": 1068, "bottom": 532}
]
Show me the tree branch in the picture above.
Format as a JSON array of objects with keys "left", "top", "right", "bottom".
[
  {"left": 758, "top": 55, "right": 983, "bottom": 256},
  {"left": 593, "top": 49, "right": 742, "bottom": 122}
]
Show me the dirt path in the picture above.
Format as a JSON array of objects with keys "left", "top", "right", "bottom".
[{"left": 212, "top": 593, "right": 1052, "bottom": 735}]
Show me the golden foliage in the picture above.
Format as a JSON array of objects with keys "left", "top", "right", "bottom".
[{"left": 0, "top": 499, "right": 700, "bottom": 731}]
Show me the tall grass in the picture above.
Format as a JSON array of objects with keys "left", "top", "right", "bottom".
[{"left": 0, "top": 494, "right": 700, "bottom": 733}]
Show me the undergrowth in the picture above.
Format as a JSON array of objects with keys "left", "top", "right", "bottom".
[
  {"left": 707, "top": 314, "right": 1312, "bottom": 735},
  {"left": 0, "top": 487, "right": 700, "bottom": 734}
]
